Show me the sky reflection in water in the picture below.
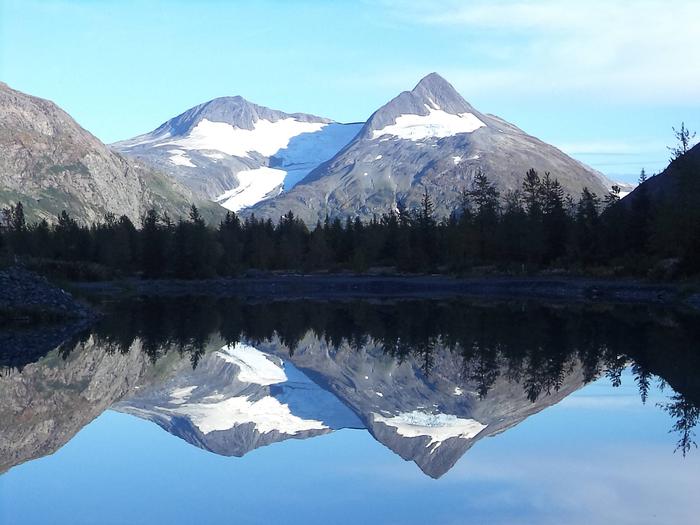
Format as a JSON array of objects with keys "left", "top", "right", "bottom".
[{"left": 1, "top": 299, "right": 698, "bottom": 524}]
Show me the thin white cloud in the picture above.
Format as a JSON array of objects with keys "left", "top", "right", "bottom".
[{"left": 378, "top": 0, "right": 700, "bottom": 105}]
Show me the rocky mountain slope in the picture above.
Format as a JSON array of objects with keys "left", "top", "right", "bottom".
[
  {"left": 113, "top": 96, "right": 362, "bottom": 211},
  {"left": 624, "top": 142, "right": 700, "bottom": 204},
  {"left": 244, "top": 73, "right": 614, "bottom": 224},
  {"left": 0, "top": 82, "right": 221, "bottom": 224}
]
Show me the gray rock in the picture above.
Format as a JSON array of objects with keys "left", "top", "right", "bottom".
[
  {"left": 244, "top": 73, "right": 617, "bottom": 224},
  {"left": 0, "top": 82, "right": 221, "bottom": 224},
  {"left": 113, "top": 96, "right": 360, "bottom": 204},
  {"left": 0, "top": 266, "right": 93, "bottom": 320}
]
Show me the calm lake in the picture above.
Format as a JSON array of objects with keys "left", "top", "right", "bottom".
[{"left": 1, "top": 298, "right": 699, "bottom": 524}]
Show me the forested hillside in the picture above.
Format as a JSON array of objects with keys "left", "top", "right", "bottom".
[{"left": 1, "top": 139, "right": 698, "bottom": 280}]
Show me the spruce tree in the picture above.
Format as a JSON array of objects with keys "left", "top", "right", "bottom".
[
  {"left": 467, "top": 171, "right": 500, "bottom": 261},
  {"left": 573, "top": 188, "right": 601, "bottom": 264},
  {"left": 141, "top": 210, "right": 168, "bottom": 278}
]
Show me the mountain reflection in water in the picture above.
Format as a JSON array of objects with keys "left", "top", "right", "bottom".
[{"left": 1, "top": 298, "right": 699, "bottom": 478}]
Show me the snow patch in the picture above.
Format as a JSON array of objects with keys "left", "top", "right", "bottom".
[
  {"left": 374, "top": 155, "right": 383, "bottom": 160},
  {"left": 163, "top": 395, "right": 328, "bottom": 435},
  {"left": 274, "top": 122, "right": 362, "bottom": 190},
  {"left": 452, "top": 156, "right": 462, "bottom": 165},
  {"left": 217, "top": 343, "right": 287, "bottom": 385},
  {"left": 203, "top": 393, "right": 225, "bottom": 402},
  {"left": 170, "top": 386, "right": 197, "bottom": 404},
  {"left": 373, "top": 410, "right": 486, "bottom": 450},
  {"left": 164, "top": 118, "right": 327, "bottom": 158},
  {"left": 613, "top": 184, "right": 634, "bottom": 199},
  {"left": 453, "top": 387, "right": 463, "bottom": 396},
  {"left": 168, "top": 149, "right": 195, "bottom": 167},
  {"left": 372, "top": 109, "right": 485, "bottom": 141},
  {"left": 122, "top": 132, "right": 172, "bottom": 149},
  {"left": 216, "top": 167, "right": 286, "bottom": 212},
  {"left": 426, "top": 98, "right": 441, "bottom": 110}
]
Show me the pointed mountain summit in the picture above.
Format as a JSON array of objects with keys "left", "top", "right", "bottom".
[
  {"left": 244, "top": 73, "right": 614, "bottom": 224},
  {"left": 140, "top": 95, "right": 332, "bottom": 141},
  {"left": 364, "top": 72, "right": 484, "bottom": 135},
  {"left": 114, "top": 96, "right": 361, "bottom": 210}
]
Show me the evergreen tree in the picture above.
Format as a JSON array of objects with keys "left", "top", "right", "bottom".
[
  {"left": 669, "top": 122, "right": 696, "bottom": 160},
  {"left": 414, "top": 188, "right": 437, "bottom": 270},
  {"left": 521, "top": 169, "right": 546, "bottom": 264},
  {"left": 522, "top": 169, "right": 543, "bottom": 216},
  {"left": 600, "top": 186, "right": 625, "bottom": 261},
  {"left": 626, "top": 169, "right": 652, "bottom": 257},
  {"left": 499, "top": 190, "right": 527, "bottom": 264},
  {"left": 28, "top": 219, "right": 52, "bottom": 259},
  {"left": 3, "top": 202, "right": 28, "bottom": 255},
  {"left": 245, "top": 216, "right": 275, "bottom": 270},
  {"left": 218, "top": 211, "right": 243, "bottom": 276},
  {"left": 541, "top": 174, "right": 568, "bottom": 263},
  {"left": 54, "top": 210, "right": 88, "bottom": 261},
  {"left": 141, "top": 210, "right": 168, "bottom": 278},
  {"left": 466, "top": 171, "right": 500, "bottom": 261},
  {"left": 573, "top": 188, "right": 601, "bottom": 264},
  {"left": 307, "top": 222, "right": 330, "bottom": 271},
  {"left": 380, "top": 209, "right": 399, "bottom": 265},
  {"left": 395, "top": 200, "right": 413, "bottom": 271},
  {"left": 276, "top": 211, "right": 308, "bottom": 269}
]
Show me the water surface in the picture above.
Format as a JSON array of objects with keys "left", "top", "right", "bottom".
[{"left": 1, "top": 299, "right": 699, "bottom": 524}]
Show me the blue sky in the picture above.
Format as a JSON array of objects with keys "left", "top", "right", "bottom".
[{"left": 1, "top": 0, "right": 698, "bottom": 183}]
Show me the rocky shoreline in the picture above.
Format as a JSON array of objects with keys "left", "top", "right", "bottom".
[
  {"left": 2, "top": 266, "right": 698, "bottom": 316},
  {"left": 73, "top": 274, "right": 700, "bottom": 308},
  {"left": 0, "top": 266, "right": 95, "bottom": 323},
  {"left": 0, "top": 267, "right": 98, "bottom": 371}
]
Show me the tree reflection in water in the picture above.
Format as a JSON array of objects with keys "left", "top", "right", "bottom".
[{"left": 35, "top": 298, "right": 700, "bottom": 455}]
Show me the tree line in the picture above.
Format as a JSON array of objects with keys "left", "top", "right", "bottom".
[{"left": 1, "top": 144, "right": 698, "bottom": 279}]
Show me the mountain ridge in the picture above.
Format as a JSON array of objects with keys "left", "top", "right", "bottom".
[
  {"left": 0, "top": 82, "right": 222, "bottom": 224},
  {"left": 113, "top": 95, "right": 360, "bottom": 210},
  {"left": 242, "top": 72, "right": 613, "bottom": 224}
]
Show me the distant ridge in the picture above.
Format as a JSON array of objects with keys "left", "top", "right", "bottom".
[{"left": 243, "top": 72, "right": 614, "bottom": 224}]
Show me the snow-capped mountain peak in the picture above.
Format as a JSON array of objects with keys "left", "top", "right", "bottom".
[
  {"left": 113, "top": 96, "right": 362, "bottom": 211},
  {"left": 363, "top": 72, "right": 487, "bottom": 142},
  {"left": 244, "top": 72, "right": 614, "bottom": 224},
  {"left": 153, "top": 95, "right": 331, "bottom": 136},
  {"left": 411, "top": 72, "right": 477, "bottom": 114}
]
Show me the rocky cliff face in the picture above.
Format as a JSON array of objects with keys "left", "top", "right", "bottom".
[
  {"left": 0, "top": 82, "right": 221, "bottom": 224},
  {"left": 244, "top": 73, "right": 614, "bottom": 224}
]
